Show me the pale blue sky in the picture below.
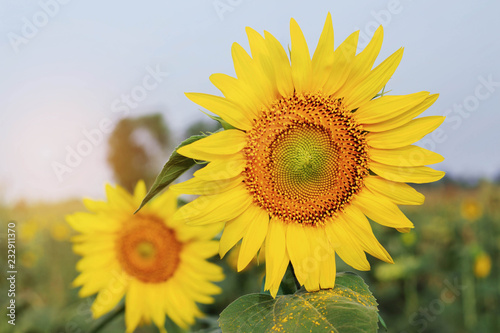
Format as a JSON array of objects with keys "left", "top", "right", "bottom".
[{"left": 1, "top": 0, "right": 499, "bottom": 202}]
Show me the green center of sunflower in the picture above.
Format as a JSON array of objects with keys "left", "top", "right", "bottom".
[
  {"left": 136, "top": 241, "right": 156, "bottom": 259},
  {"left": 243, "top": 93, "right": 369, "bottom": 225},
  {"left": 271, "top": 125, "right": 338, "bottom": 200},
  {"left": 116, "top": 215, "right": 181, "bottom": 283}
]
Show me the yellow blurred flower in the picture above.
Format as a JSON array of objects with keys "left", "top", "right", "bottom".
[
  {"left": 226, "top": 242, "right": 265, "bottom": 272},
  {"left": 401, "top": 232, "right": 417, "bottom": 247},
  {"left": 19, "top": 219, "right": 39, "bottom": 243},
  {"left": 474, "top": 252, "right": 491, "bottom": 278},
  {"left": 50, "top": 221, "right": 71, "bottom": 241},
  {"left": 20, "top": 251, "right": 38, "bottom": 268},
  {"left": 461, "top": 197, "right": 483, "bottom": 222},
  {"left": 67, "top": 181, "right": 224, "bottom": 333}
]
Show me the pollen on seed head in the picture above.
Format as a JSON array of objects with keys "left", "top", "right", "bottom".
[{"left": 243, "top": 93, "right": 369, "bottom": 225}]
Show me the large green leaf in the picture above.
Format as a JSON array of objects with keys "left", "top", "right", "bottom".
[
  {"left": 135, "top": 134, "right": 206, "bottom": 212},
  {"left": 219, "top": 272, "right": 379, "bottom": 333}
]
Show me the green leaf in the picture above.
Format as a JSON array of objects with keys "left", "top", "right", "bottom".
[
  {"left": 203, "top": 113, "right": 236, "bottom": 130},
  {"left": 135, "top": 134, "right": 206, "bottom": 213},
  {"left": 373, "top": 85, "right": 391, "bottom": 99},
  {"left": 219, "top": 272, "right": 379, "bottom": 333}
]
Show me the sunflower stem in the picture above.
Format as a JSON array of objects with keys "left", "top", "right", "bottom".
[{"left": 88, "top": 303, "right": 125, "bottom": 333}]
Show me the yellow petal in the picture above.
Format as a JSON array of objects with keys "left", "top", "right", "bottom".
[
  {"left": 209, "top": 73, "right": 260, "bottom": 118},
  {"left": 82, "top": 198, "right": 108, "bottom": 212},
  {"left": 265, "top": 218, "right": 287, "bottom": 283},
  {"left": 344, "top": 25, "right": 384, "bottom": 85},
  {"left": 341, "top": 206, "right": 393, "bottom": 263},
  {"left": 343, "top": 48, "right": 404, "bottom": 109},
  {"left": 125, "top": 280, "right": 144, "bottom": 333},
  {"left": 219, "top": 208, "right": 253, "bottom": 258},
  {"left": 184, "top": 240, "right": 219, "bottom": 259},
  {"left": 364, "top": 94, "right": 439, "bottom": 132},
  {"left": 185, "top": 92, "right": 252, "bottom": 131},
  {"left": 323, "top": 30, "right": 359, "bottom": 95},
  {"left": 76, "top": 251, "right": 115, "bottom": 271},
  {"left": 91, "top": 277, "right": 127, "bottom": 319},
  {"left": 367, "top": 116, "right": 445, "bottom": 149},
  {"left": 353, "top": 188, "right": 414, "bottom": 229},
  {"left": 325, "top": 218, "right": 370, "bottom": 271},
  {"left": 290, "top": 18, "right": 312, "bottom": 93},
  {"left": 105, "top": 184, "right": 134, "bottom": 210},
  {"left": 354, "top": 92, "right": 429, "bottom": 124},
  {"left": 74, "top": 268, "right": 113, "bottom": 295},
  {"left": 264, "top": 30, "right": 294, "bottom": 97},
  {"left": 148, "top": 187, "right": 178, "bottom": 218},
  {"left": 246, "top": 27, "right": 275, "bottom": 82},
  {"left": 144, "top": 284, "right": 166, "bottom": 331},
  {"left": 364, "top": 176, "right": 424, "bottom": 205},
  {"left": 174, "top": 185, "right": 252, "bottom": 225},
  {"left": 318, "top": 240, "right": 336, "bottom": 290},
  {"left": 67, "top": 212, "right": 116, "bottom": 233},
  {"left": 302, "top": 226, "right": 324, "bottom": 291},
  {"left": 231, "top": 42, "right": 275, "bottom": 108},
  {"left": 132, "top": 180, "right": 147, "bottom": 206},
  {"left": 193, "top": 154, "right": 245, "bottom": 181},
  {"left": 238, "top": 206, "right": 269, "bottom": 271},
  {"left": 286, "top": 223, "right": 311, "bottom": 286},
  {"left": 369, "top": 145, "right": 444, "bottom": 166},
  {"left": 177, "top": 129, "right": 247, "bottom": 161},
  {"left": 164, "top": 282, "right": 196, "bottom": 327},
  {"left": 171, "top": 175, "right": 243, "bottom": 196},
  {"left": 175, "top": 221, "right": 224, "bottom": 243},
  {"left": 266, "top": 250, "right": 290, "bottom": 298},
  {"left": 370, "top": 161, "right": 446, "bottom": 183},
  {"left": 311, "top": 12, "right": 334, "bottom": 91}
]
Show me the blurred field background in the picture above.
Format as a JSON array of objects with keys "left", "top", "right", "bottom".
[{"left": 1, "top": 116, "right": 499, "bottom": 333}]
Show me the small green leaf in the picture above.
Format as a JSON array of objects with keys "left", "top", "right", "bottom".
[
  {"left": 219, "top": 272, "right": 379, "bottom": 333},
  {"left": 203, "top": 112, "right": 236, "bottom": 130},
  {"left": 373, "top": 85, "right": 392, "bottom": 99},
  {"left": 135, "top": 134, "right": 206, "bottom": 213},
  {"left": 378, "top": 313, "right": 388, "bottom": 331}
]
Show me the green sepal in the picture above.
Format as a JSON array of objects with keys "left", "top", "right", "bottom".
[{"left": 135, "top": 134, "right": 206, "bottom": 213}]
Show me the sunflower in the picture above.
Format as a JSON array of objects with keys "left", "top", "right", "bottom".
[
  {"left": 173, "top": 13, "right": 445, "bottom": 297},
  {"left": 67, "top": 181, "right": 224, "bottom": 332}
]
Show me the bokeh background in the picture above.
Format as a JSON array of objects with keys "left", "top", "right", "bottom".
[{"left": 1, "top": 0, "right": 499, "bottom": 332}]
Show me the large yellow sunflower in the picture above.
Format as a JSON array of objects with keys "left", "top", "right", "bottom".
[
  {"left": 67, "top": 181, "right": 224, "bottom": 332},
  {"left": 173, "top": 14, "right": 445, "bottom": 297}
]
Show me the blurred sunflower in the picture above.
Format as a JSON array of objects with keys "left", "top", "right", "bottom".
[
  {"left": 460, "top": 197, "right": 483, "bottom": 222},
  {"left": 67, "top": 181, "right": 224, "bottom": 333},
  {"left": 50, "top": 221, "right": 71, "bottom": 241},
  {"left": 173, "top": 13, "right": 444, "bottom": 296},
  {"left": 474, "top": 252, "right": 492, "bottom": 278},
  {"left": 19, "top": 218, "right": 39, "bottom": 243}
]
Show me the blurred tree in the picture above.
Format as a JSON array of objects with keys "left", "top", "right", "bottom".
[{"left": 107, "top": 114, "right": 171, "bottom": 192}]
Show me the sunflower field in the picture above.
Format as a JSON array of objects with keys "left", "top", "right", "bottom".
[{"left": 1, "top": 178, "right": 499, "bottom": 332}]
